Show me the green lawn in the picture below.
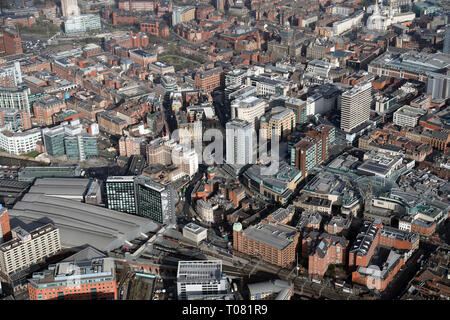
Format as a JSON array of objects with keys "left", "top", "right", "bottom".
[
  {"left": 19, "top": 22, "right": 61, "bottom": 36},
  {"left": 99, "top": 150, "right": 116, "bottom": 158},
  {"left": 23, "top": 151, "right": 40, "bottom": 158},
  {"left": 158, "top": 54, "right": 200, "bottom": 71}
]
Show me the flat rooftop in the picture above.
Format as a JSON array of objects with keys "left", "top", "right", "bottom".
[
  {"left": 243, "top": 222, "right": 298, "bottom": 250},
  {"left": 177, "top": 260, "right": 223, "bottom": 282}
]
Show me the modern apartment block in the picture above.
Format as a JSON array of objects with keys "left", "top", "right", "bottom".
[
  {"left": 119, "top": 136, "right": 146, "bottom": 157},
  {"left": 105, "top": 175, "right": 176, "bottom": 225},
  {"left": 284, "top": 97, "right": 308, "bottom": 125},
  {"left": 292, "top": 124, "right": 335, "bottom": 178},
  {"left": 172, "top": 145, "right": 199, "bottom": 177},
  {"left": 172, "top": 6, "right": 196, "bottom": 26},
  {"left": 393, "top": 105, "right": 427, "bottom": 127},
  {"left": 226, "top": 119, "right": 256, "bottom": 165},
  {"left": 64, "top": 133, "right": 98, "bottom": 161},
  {"left": 259, "top": 107, "right": 296, "bottom": 141},
  {"left": 176, "top": 260, "right": 229, "bottom": 300},
  {"left": 147, "top": 137, "right": 174, "bottom": 165},
  {"left": 225, "top": 68, "right": 247, "bottom": 87},
  {"left": 28, "top": 247, "right": 117, "bottom": 300},
  {"left": 233, "top": 221, "right": 300, "bottom": 268},
  {"left": 0, "top": 224, "right": 61, "bottom": 275},
  {"left": 0, "top": 85, "right": 31, "bottom": 114},
  {"left": 0, "top": 108, "right": 31, "bottom": 131},
  {"left": 339, "top": 81, "right": 372, "bottom": 133},
  {"left": 147, "top": 137, "right": 198, "bottom": 177},
  {"left": 0, "top": 62, "right": 22, "bottom": 87}
]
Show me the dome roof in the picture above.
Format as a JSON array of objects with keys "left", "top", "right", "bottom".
[{"left": 233, "top": 222, "right": 242, "bottom": 232}]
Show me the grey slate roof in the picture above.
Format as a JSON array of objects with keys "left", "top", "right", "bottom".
[{"left": 243, "top": 223, "right": 298, "bottom": 250}]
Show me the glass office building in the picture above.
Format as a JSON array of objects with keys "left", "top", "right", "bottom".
[
  {"left": 105, "top": 175, "right": 176, "bottom": 225},
  {"left": 135, "top": 176, "right": 176, "bottom": 224},
  {"left": 42, "top": 121, "right": 98, "bottom": 160},
  {"left": 105, "top": 176, "right": 137, "bottom": 215},
  {"left": 64, "top": 134, "right": 98, "bottom": 161},
  {"left": 43, "top": 129, "right": 66, "bottom": 157}
]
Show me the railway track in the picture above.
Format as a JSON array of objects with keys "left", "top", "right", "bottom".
[{"left": 221, "top": 255, "right": 360, "bottom": 300}]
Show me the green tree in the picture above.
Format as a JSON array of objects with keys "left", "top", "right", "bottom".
[{"left": 325, "top": 264, "right": 336, "bottom": 277}]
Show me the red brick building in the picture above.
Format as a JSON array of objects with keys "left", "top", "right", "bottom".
[
  {"left": 33, "top": 96, "right": 67, "bottom": 126},
  {"left": 348, "top": 220, "right": 381, "bottom": 269},
  {"left": 233, "top": 222, "right": 299, "bottom": 268},
  {"left": 104, "top": 32, "right": 149, "bottom": 52},
  {"left": 82, "top": 44, "right": 102, "bottom": 57},
  {"left": 194, "top": 67, "right": 223, "bottom": 92},
  {"left": 0, "top": 206, "right": 11, "bottom": 242},
  {"left": 118, "top": 136, "right": 146, "bottom": 157},
  {"left": 20, "top": 56, "right": 51, "bottom": 73},
  {"left": 0, "top": 28, "right": 22, "bottom": 56},
  {"left": 118, "top": 0, "right": 157, "bottom": 11},
  {"left": 140, "top": 19, "right": 169, "bottom": 37},
  {"left": 129, "top": 49, "right": 157, "bottom": 67},
  {"left": 302, "top": 231, "right": 349, "bottom": 278},
  {"left": 3, "top": 15, "right": 36, "bottom": 28},
  {"left": 112, "top": 10, "right": 138, "bottom": 25},
  {"left": 411, "top": 220, "right": 436, "bottom": 237},
  {"left": 97, "top": 111, "right": 128, "bottom": 135},
  {"left": 196, "top": 5, "right": 215, "bottom": 20},
  {"left": 293, "top": 124, "right": 334, "bottom": 178},
  {"left": 351, "top": 250, "right": 405, "bottom": 292},
  {"left": 28, "top": 248, "right": 117, "bottom": 300},
  {"left": 349, "top": 220, "right": 419, "bottom": 269}
]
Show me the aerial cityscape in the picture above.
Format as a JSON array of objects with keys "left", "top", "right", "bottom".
[{"left": 0, "top": 0, "right": 449, "bottom": 306}]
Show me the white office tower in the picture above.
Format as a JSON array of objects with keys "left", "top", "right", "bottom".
[
  {"left": 172, "top": 145, "right": 199, "bottom": 177},
  {"left": 61, "top": 0, "right": 80, "bottom": 17},
  {"left": 226, "top": 119, "right": 256, "bottom": 165},
  {"left": 177, "top": 260, "right": 229, "bottom": 300},
  {"left": 426, "top": 72, "right": 450, "bottom": 100},
  {"left": 230, "top": 96, "right": 267, "bottom": 128},
  {"left": 444, "top": 25, "right": 450, "bottom": 54},
  {"left": 340, "top": 81, "right": 372, "bottom": 133}
]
